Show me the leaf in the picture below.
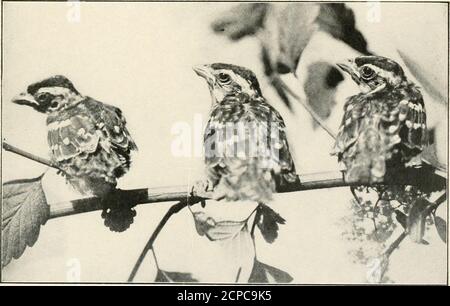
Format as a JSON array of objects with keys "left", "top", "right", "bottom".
[
  {"left": 248, "top": 259, "right": 293, "bottom": 283},
  {"left": 434, "top": 216, "right": 447, "bottom": 243},
  {"left": 2, "top": 175, "right": 49, "bottom": 268},
  {"left": 407, "top": 198, "right": 433, "bottom": 244},
  {"left": 255, "top": 204, "right": 285, "bottom": 243},
  {"left": 316, "top": 3, "right": 370, "bottom": 55},
  {"left": 155, "top": 269, "right": 198, "bottom": 283},
  {"left": 394, "top": 209, "right": 407, "bottom": 229},
  {"left": 211, "top": 3, "right": 268, "bottom": 41},
  {"left": 193, "top": 212, "right": 246, "bottom": 241},
  {"left": 261, "top": 47, "right": 293, "bottom": 111},
  {"left": 303, "top": 62, "right": 342, "bottom": 125}
]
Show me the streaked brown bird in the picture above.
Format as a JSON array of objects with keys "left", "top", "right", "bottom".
[
  {"left": 12, "top": 75, "right": 138, "bottom": 231},
  {"left": 192, "top": 63, "right": 298, "bottom": 205},
  {"left": 333, "top": 56, "right": 427, "bottom": 184}
]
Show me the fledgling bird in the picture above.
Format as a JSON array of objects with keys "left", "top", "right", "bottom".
[
  {"left": 333, "top": 56, "right": 427, "bottom": 184},
  {"left": 12, "top": 75, "right": 138, "bottom": 231},
  {"left": 192, "top": 63, "right": 298, "bottom": 205}
]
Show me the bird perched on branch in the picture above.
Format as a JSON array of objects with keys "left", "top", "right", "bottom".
[
  {"left": 192, "top": 63, "right": 298, "bottom": 222},
  {"left": 333, "top": 56, "right": 427, "bottom": 184},
  {"left": 12, "top": 75, "right": 138, "bottom": 231}
]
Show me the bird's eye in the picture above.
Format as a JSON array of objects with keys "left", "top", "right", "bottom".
[
  {"left": 217, "top": 73, "right": 231, "bottom": 84},
  {"left": 37, "top": 92, "right": 50, "bottom": 102},
  {"left": 50, "top": 101, "right": 59, "bottom": 109},
  {"left": 361, "top": 66, "right": 375, "bottom": 79}
]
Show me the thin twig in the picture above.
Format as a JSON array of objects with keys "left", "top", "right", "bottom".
[
  {"left": 276, "top": 78, "right": 337, "bottom": 139},
  {"left": 128, "top": 201, "right": 189, "bottom": 282},
  {"left": 2, "top": 142, "right": 60, "bottom": 170},
  {"left": 384, "top": 231, "right": 408, "bottom": 257}
]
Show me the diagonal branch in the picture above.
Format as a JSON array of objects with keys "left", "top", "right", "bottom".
[
  {"left": 2, "top": 142, "right": 60, "bottom": 170},
  {"left": 276, "top": 77, "right": 337, "bottom": 139},
  {"left": 128, "top": 201, "right": 188, "bottom": 282}
]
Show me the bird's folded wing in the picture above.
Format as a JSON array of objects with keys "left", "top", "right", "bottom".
[{"left": 47, "top": 114, "right": 100, "bottom": 162}]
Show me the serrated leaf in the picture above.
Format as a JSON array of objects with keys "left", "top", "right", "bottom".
[
  {"left": 407, "top": 198, "right": 433, "bottom": 244},
  {"left": 155, "top": 269, "right": 197, "bottom": 283},
  {"left": 255, "top": 204, "right": 285, "bottom": 243},
  {"left": 248, "top": 259, "right": 293, "bottom": 283},
  {"left": 434, "top": 216, "right": 447, "bottom": 243},
  {"left": 193, "top": 212, "right": 246, "bottom": 241},
  {"left": 2, "top": 175, "right": 49, "bottom": 268}
]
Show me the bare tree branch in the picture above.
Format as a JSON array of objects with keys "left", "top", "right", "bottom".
[
  {"left": 128, "top": 201, "right": 188, "bottom": 282},
  {"left": 48, "top": 167, "right": 445, "bottom": 219},
  {"left": 3, "top": 143, "right": 446, "bottom": 220},
  {"left": 2, "top": 142, "right": 60, "bottom": 170}
]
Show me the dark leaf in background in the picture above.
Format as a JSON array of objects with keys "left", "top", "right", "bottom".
[
  {"left": 248, "top": 259, "right": 293, "bottom": 283},
  {"left": 265, "top": 3, "right": 321, "bottom": 74},
  {"left": 304, "top": 62, "right": 344, "bottom": 126},
  {"left": 394, "top": 209, "right": 407, "bottom": 229},
  {"left": 211, "top": 3, "right": 268, "bottom": 41},
  {"left": 316, "top": 3, "right": 371, "bottom": 55},
  {"left": 2, "top": 175, "right": 49, "bottom": 268},
  {"left": 193, "top": 211, "right": 246, "bottom": 241},
  {"left": 255, "top": 203, "right": 286, "bottom": 243},
  {"left": 261, "top": 47, "right": 293, "bottom": 110},
  {"left": 212, "top": 3, "right": 369, "bottom": 113},
  {"left": 434, "top": 216, "right": 447, "bottom": 243},
  {"left": 155, "top": 269, "right": 198, "bottom": 283},
  {"left": 407, "top": 198, "right": 433, "bottom": 244}
]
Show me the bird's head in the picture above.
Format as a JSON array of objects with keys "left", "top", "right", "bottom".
[
  {"left": 193, "top": 63, "right": 262, "bottom": 104},
  {"left": 337, "top": 56, "right": 407, "bottom": 94},
  {"left": 12, "top": 75, "right": 84, "bottom": 114}
]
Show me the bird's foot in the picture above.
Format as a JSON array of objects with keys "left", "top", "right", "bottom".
[
  {"left": 100, "top": 190, "right": 136, "bottom": 233},
  {"left": 190, "top": 180, "right": 226, "bottom": 202},
  {"left": 191, "top": 179, "right": 215, "bottom": 198}
]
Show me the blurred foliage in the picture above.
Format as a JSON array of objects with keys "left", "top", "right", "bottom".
[
  {"left": 340, "top": 185, "right": 446, "bottom": 283},
  {"left": 303, "top": 62, "right": 344, "bottom": 128},
  {"left": 212, "top": 2, "right": 370, "bottom": 113}
]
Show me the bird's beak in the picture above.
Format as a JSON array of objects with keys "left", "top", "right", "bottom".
[
  {"left": 193, "top": 65, "right": 215, "bottom": 86},
  {"left": 12, "top": 92, "right": 38, "bottom": 107},
  {"left": 336, "top": 60, "right": 360, "bottom": 83}
]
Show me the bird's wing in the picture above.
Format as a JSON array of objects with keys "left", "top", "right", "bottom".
[
  {"left": 47, "top": 110, "right": 100, "bottom": 162},
  {"left": 395, "top": 91, "right": 427, "bottom": 151},
  {"left": 83, "top": 98, "right": 138, "bottom": 153},
  {"left": 47, "top": 98, "right": 137, "bottom": 169},
  {"left": 333, "top": 94, "right": 366, "bottom": 157},
  {"left": 262, "top": 103, "right": 298, "bottom": 185}
]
